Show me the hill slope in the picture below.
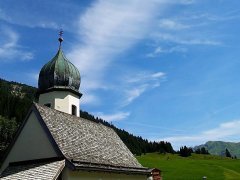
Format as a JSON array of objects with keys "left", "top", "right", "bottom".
[
  {"left": 194, "top": 141, "right": 240, "bottom": 158},
  {"left": 0, "top": 78, "right": 37, "bottom": 158},
  {"left": 0, "top": 78, "right": 37, "bottom": 123},
  {"left": 137, "top": 153, "right": 240, "bottom": 180}
]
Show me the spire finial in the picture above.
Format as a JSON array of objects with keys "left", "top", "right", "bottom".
[{"left": 58, "top": 29, "right": 64, "bottom": 48}]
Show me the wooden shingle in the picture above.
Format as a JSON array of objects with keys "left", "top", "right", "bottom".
[{"left": 35, "top": 103, "right": 142, "bottom": 168}]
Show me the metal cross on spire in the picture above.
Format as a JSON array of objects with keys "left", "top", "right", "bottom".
[{"left": 58, "top": 29, "right": 64, "bottom": 49}]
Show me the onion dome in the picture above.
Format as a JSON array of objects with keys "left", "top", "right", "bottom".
[{"left": 38, "top": 35, "right": 81, "bottom": 96}]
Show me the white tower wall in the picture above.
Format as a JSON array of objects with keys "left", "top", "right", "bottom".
[{"left": 39, "top": 91, "right": 80, "bottom": 117}]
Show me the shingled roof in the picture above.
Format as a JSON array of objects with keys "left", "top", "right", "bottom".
[
  {"left": 1, "top": 159, "right": 65, "bottom": 180},
  {"left": 34, "top": 103, "right": 143, "bottom": 169}
]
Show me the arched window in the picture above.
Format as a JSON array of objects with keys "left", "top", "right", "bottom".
[{"left": 72, "top": 105, "right": 77, "bottom": 116}]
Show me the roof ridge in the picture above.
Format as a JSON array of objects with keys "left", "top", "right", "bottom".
[{"left": 34, "top": 103, "right": 113, "bottom": 129}]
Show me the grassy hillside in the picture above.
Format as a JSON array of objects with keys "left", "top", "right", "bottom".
[
  {"left": 195, "top": 141, "right": 240, "bottom": 158},
  {"left": 137, "top": 153, "right": 240, "bottom": 180}
]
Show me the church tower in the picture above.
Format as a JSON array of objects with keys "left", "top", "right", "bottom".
[{"left": 37, "top": 31, "right": 82, "bottom": 117}]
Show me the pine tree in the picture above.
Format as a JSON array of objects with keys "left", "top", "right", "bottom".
[
  {"left": 195, "top": 148, "right": 201, "bottom": 154},
  {"left": 200, "top": 147, "right": 209, "bottom": 154},
  {"left": 179, "top": 146, "right": 192, "bottom": 157}
]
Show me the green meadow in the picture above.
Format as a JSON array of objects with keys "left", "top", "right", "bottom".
[{"left": 137, "top": 153, "right": 240, "bottom": 180}]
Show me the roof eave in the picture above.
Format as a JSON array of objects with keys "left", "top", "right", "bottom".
[
  {"left": 70, "top": 161, "right": 152, "bottom": 175},
  {"left": 74, "top": 166, "right": 152, "bottom": 175},
  {"left": 37, "top": 87, "right": 82, "bottom": 98}
]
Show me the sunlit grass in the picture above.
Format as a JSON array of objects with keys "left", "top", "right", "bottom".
[{"left": 137, "top": 153, "right": 240, "bottom": 180}]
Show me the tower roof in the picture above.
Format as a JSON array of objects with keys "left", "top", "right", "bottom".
[{"left": 38, "top": 42, "right": 80, "bottom": 95}]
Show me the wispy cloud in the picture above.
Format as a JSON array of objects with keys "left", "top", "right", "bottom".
[
  {"left": 67, "top": 0, "right": 168, "bottom": 105},
  {"left": 124, "top": 85, "right": 147, "bottom": 106},
  {"left": 69, "top": 1, "right": 158, "bottom": 81},
  {"left": 185, "top": 11, "right": 240, "bottom": 22},
  {"left": 0, "top": 0, "right": 81, "bottom": 30},
  {"left": 126, "top": 72, "right": 165, "bottom": 83},
  {"left": 153, "top": 33, "right": 221, "bottom": 46},
  {"left": 147, "top": 46, "right": 187, "bottom": 57},
  {"left": 95, "top": 111, "right": 130, "bottom": 122},
  {"left": 0, "top": 7, "right": 58, "bottom": 29},
  {"left": 0, "top": 27, "right": 33, "bottom": 61},
  {"left": 66, "top": 0, "right": 215, "bottom": 107},
  {"left": 163, "top": 120, "right": 240, "bottom": 149},
  {"left": 146, "top": 6, "right": 235, "bottom": 58},
  {"left": 121, "top": 71, "right": 166, "bottom": 106},
  {"left": 158, "top": 19, "right": 190, "bottom": 30},
  {"left": 81, "top": 93, "right": 100, "bottom": 106}
]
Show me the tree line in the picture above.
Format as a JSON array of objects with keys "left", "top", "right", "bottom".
[
  {"left": 177, "top": 146, "right": 238, "bottom": 159},
  {"left": 178, "top": 146, "right": 209, "bottom": 157}
]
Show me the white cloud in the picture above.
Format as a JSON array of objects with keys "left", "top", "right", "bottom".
[
  {"left": 186, "top": 12, "right": 240, "bottom": 22},
  {"left": 146, "top": 6, "right": 232, "bottom": 58},
  {"left": 124, "top": 85, "right": 148, "bottom": 105},
  {"left": 151, "top": 72, "right": 166, "bottom": 78},
  {"left": 65, "top": 0, "right": 201, "bottom": 106},
  {"left": 95, "top": 111, "right": 130, "bottom": 122},
  {"left": 147, "top": 29, "right": 221, "bottom": 57},
  {"left": 0, "top": 27, "right": 33, "bottom": 61},
  {"left": 68, "top": 0, "right": 160, "bottom": 86},
  {"left": 158, "top": 19, "right": 189, "bottom": 30},
  {"left": 122, "top": 71, "right": 166, "bottom": 106},
  {"left": 81, "top": 93, "right": 100, "bottom": 106},
  {"left": 0, "top": 1, "right": 76, "bottom": 30},
  {"left": 0, "top": 7, "right": 58, "bottom": 29},
  {"left": 162, "top": 120, "right": 240, "bottom": 150},
  {"left": 67, "top": 0, "right": 169, "bottom": 106},
  {"left": 154, "top": 33, "right": 221, "bottom": 46},
  {"left": 126, "top": 71, "right": 165, "bottom": 83},
  {"left": 147, "top": 46, "right": 187, "bottom": 57}
]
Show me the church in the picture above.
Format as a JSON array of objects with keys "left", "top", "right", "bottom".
[{"left": 0, "top": 34, "right": 161, "bottom": 180}]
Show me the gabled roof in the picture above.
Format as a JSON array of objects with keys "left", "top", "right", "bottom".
[
  {"left": 1, "top": 159, "right": 65, "bottom": 180},
  {"left": 34, "top": 103, "right": 143, "bottom": 169}
]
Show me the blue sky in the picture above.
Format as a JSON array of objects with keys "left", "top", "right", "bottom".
[{"left": 1, "top": 0, "right": 240, "bottom": 149}]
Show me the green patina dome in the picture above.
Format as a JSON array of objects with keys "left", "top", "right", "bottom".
[{"left": 38, "top": 48, "right": 80, "bottom": 94}]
